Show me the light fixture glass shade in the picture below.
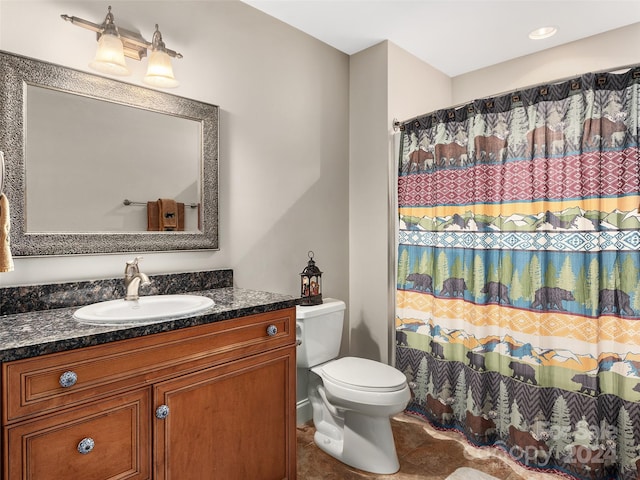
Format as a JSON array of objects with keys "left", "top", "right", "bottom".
[
  {"left": 89, "top": 32, "right": 131, "bottom": 76},
  {"left": 143, "top": 49, "right": 179, "bottom": 88}
]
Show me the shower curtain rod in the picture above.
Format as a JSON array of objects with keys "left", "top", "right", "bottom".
[{"left": 392, "top": 62, "right": 640, "bottom": 132}]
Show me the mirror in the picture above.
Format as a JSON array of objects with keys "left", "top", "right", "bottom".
[
  {"left": 26, "top": 85, "right": 202, "bottom": 233},
  {"left": 0, "top": 50, "right": 218, "bottom": 255}
]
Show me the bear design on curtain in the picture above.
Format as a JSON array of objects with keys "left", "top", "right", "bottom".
[{"left": 395, "top": 67, "right": 640, "bottom": 479}]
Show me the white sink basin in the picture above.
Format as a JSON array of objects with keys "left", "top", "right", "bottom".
[{"left": 74, "top": 294, "right": 215, "bottom": 325}]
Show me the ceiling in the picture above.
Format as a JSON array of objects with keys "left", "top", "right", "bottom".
[{"left": 240, "top": 0, "right": 640, "bottom": 77}]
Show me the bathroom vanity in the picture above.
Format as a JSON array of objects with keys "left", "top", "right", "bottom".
[{"left": 0, "top": 274, "right": 297, "bottom": 480}]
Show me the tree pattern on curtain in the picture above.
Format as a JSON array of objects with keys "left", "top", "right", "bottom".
[{"left": 395, "top": 68, "right": 640, "bottom": 479}]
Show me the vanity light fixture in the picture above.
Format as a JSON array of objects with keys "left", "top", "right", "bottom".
[
  {"left": 144, "top": 25, "right": 179, "bottom": 88},
  {"left": 528, "top": 26, "right": 558, "bottom": 40},
  {"left": 88, "top": 7, "right": 130, "bottom": 76},
  {"left": 61, "top": 5, "right": 182, "bottom": 88}
]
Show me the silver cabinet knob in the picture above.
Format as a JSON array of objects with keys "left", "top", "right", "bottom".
[
  {"left": 266, "top": 325, "right": 278, "bottom": 336},
  {"left": 156, "top": 404, "right": 170, "bottom": 419},
  {"left": 59, "top": 371, "right": 78, "bottom": 388},
  {"left": 77, "top": 437, "right": 95, "bottom": 454}
]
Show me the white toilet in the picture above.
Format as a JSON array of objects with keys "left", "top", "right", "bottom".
[{"left": 296, "top": 298, "right": 411, "bottom": 474}]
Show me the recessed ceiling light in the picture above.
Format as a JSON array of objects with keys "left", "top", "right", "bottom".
[{"left": 529, "top": 26, "right": 558, "bottom": 40}]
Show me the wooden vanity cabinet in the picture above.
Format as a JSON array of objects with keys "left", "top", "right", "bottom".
[
  {"left": 2, "top": 307, "right": 297, "bottom": 480},
  {"left": 155, "top": 348, "right": 294, "bottom": 480},
  {"left": 5, "top": 389, "right": 152, "bottom": 480}
]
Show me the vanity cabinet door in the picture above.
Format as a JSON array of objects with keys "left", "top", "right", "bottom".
[
  {"left": 5, "top": 388, "right": 151, "bottom": 480},
  {"left": 154, "top": 346, "right": 296, "bottom": 480}
]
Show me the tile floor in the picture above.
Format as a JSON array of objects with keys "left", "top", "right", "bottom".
[{"left": 297, "top": 413, "right": 568, "bottom": 479}]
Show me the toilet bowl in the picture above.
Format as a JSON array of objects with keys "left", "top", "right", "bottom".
[{"left": 297, "top": 299, "right": 410, "bottom": 474}]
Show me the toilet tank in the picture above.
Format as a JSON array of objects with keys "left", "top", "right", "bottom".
[{"left": 296, "top": 298, "right": 345, "bottom": 368}]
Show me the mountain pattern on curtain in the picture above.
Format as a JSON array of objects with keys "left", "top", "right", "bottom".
[{"left": 396, "top": 68, "right": 640, "bottom": 479}]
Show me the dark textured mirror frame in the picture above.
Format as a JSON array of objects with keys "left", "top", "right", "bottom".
[{"left": 0, "top": 51, "right": 219, "bottom": 256}]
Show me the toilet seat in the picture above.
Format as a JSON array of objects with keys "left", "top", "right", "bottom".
[{"left": 316, "top": 357, "right": 407, "bottom": 393}]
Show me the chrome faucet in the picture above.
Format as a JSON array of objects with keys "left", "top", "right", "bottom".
[{"left": 124, "top": 257, "right": 151, "bottom": 301}]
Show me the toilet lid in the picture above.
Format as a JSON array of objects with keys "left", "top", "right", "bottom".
[{"left": 319, "top": 357, "right": 407, "bottom": 392}]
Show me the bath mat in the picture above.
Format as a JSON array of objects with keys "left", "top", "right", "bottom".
[{"left": 445, "top": 467, "right": 499, "bottom": 480}]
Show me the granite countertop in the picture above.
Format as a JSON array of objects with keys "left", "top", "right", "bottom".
[{"left": 0, "top": 287, "right": 298, "bottom": 363}]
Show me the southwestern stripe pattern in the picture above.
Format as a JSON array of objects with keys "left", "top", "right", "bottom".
[
  {"left": 399, "top": 150, "right": 640, "bottom": 207},
  {"left": 396, "top": 68, "right": 640, "bottom": 479}
]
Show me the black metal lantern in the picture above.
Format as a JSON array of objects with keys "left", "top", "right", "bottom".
[{"left": 300, "top": 251, "right": 322, "bottom": 306}]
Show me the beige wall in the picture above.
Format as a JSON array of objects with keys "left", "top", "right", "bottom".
[
  {"left": 388, "top": 42, "right": 453, "bottom": 121},
  {"left": 348, "top": 41, "right": 451, "bottom": 362},
  {"left": 453, "top": 22, "right": 640, "bottom": 104},
  {"left": 0, "top": 1, "right": 350, "bottom": 309},
  {"left": 348, "top": 42, "right": 388, "bottom": 361},
  {"left": 386, "top": 42, "right": 452, "bottom": 362}
]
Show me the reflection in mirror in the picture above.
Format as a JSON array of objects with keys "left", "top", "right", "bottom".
[
  {"left": 26, "top": 85, "right": 201, "bottom": 233},
  {"left": 0, "top": 50, "right": 218, "bottom": 255}
]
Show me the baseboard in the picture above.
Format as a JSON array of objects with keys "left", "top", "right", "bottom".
[{"left": 297, "top": 398, "right": 313, "bottom": 425}]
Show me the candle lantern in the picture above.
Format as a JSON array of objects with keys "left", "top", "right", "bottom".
[{"left": 300, "top": 251, "right": 322, "bottom": 306}]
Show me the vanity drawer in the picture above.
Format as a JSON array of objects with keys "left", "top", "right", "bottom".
[
  {"left": 5, "top": 388, "right": 151, "bottom": 480},
  {"left": 3, "top": 307, "right": 294, "bottom": 423}
]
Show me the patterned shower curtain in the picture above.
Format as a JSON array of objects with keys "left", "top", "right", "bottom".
[{"left": 395, "top": 67, "right": 640, "bottom": 479}]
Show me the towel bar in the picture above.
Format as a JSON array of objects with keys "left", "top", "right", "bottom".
[{"left": 123, "top": 199, "right": 198, "bottom": 209}]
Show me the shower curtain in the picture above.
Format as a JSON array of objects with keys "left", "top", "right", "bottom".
[{"left": 395, "top": 67, "right": 640, "bottom": 479}]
